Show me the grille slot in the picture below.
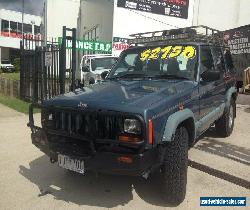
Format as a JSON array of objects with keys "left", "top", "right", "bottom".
[{"left": 45, "top": 110, "right": 124, "bottom": 140}]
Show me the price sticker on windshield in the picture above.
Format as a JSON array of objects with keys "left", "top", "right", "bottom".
[{"left": 140, "top": 46, "right": 196, "bottom": 61}]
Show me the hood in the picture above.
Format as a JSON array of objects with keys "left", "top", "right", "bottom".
[{"left": 44, "top": 79, "right": 196, "bottom": 114}]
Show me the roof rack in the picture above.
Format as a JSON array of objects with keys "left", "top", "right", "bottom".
[{"left": 128, "top": 25, "right": 224, "bottom": 46}]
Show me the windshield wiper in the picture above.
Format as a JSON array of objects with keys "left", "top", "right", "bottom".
[
  {"left": 151, "top": 74, "right": 190, "bottom": 80},
  {"left": 109, "top": 73, "right": 146, "bottom": 80}
]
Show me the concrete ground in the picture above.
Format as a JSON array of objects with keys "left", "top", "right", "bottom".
[{"left": 0, "top": 95, "right": 249, "bottom": 210}]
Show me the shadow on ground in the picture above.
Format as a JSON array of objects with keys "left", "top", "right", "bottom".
[
  {"left": 195, "top": 128, "right": 250, "bottom": 166},
  {"left": 19, "top": 156, "right": 171, "bottom": 208},
  {"left": 244, "top": 107, "right": 250, "bottom": 113}
]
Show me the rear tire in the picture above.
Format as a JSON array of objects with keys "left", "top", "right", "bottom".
[
  {"left": 215, "top": 99, "right": 235, "bottom": 137},
  {"left": 161, "top": 126, "right": 189, "bottom": 206}
]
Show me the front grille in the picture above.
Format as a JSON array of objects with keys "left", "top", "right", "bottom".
[{"left": 43, "top": 108, "right": 126, "bottom": 140}]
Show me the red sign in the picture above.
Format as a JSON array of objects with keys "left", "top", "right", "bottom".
[
  {"left": 112, "top": 43, "right": 129, "bottom": 51},
  {"left": 0, "top": 31, "right": 41, "bottom": 40},
  {"left": 164, "top": 0, "right": 188, "bottom": 6}
]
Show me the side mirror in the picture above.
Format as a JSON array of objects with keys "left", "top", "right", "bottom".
[
  {"left": 82, "top": 66, "right": 90, "bottom": 72},
  {"left": 201, "top": 70, "right": 220, "bottom": 82}
]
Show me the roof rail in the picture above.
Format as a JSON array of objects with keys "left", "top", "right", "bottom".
[{"left": 128, "top": 25, "right": 224, "bottom": 46}]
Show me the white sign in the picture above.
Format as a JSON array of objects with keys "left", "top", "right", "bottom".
[{"left": 45, "top": 52, "right": 52, "bottom": 67}]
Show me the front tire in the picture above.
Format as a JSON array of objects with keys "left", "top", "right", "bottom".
[
  {"left": 215, "top": 99, "right": 235, "bottom": 137},
  {"left": 161, "top": 126, "right": 189, "bottom": 205}
]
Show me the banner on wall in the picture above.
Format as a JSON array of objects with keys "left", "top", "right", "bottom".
[
  {"left": 0, "top": 31, "right": 41, "bottom": 40},
  {"left": 117, "top": 0, "right": 189, "bottom": 19},
  {"left": 58, "top": 37, "right": 112, "bottom": 53},
  {"left": 224, "top": 25, "right": 250, "bottom": 55},
  {"left": 58, "top": 37, "right": 130, "bottom": 55}
]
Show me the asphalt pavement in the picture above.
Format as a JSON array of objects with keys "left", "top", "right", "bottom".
[{"left": 0, "top": 94, "right": 249, "bottom": 210}]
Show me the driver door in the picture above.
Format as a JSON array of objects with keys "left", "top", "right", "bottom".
[{"left": 197, "top": 46, "right": 224, "bottom": 134}]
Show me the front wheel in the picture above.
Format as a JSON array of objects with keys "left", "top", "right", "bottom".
[
  {"left": 161, "top": 126, "right": 189, "bottom": 206},
  {"left": 215, "top": 99, "right": 236, "bottom": 137}
]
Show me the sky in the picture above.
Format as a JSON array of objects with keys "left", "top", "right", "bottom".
[{"left": 0, "top": 0, "right": 45, "bottom": 16}]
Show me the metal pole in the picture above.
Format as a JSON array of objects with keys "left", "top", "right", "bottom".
[
  {"left": 71, "top": 28, "right": 76, "bottom": 91},
  {"left": 22, "top": 0, "right": 24, "bottom": 40},
  {"left": 59, "top": 26, "right": 66, "bottom": 94},
  {"left": 20, "top": 40, "right": 24, "bottom": 99}
]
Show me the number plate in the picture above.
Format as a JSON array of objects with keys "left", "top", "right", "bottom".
[{"left": 58, "top": 154, "right": 85, "bottom": 174}]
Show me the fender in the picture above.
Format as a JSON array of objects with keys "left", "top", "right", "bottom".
[
  {"left": 225, "top": 86, "right": 237, "bottom": 108},
  {"left": 162, "top": 109, "right": 195, "bottom": 142}
]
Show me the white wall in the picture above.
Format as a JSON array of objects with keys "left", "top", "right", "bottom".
[
  {"left": 46, "top": 0, "right": 80, "bottom": 39},
  {"left": 193, "top": 0, "right": 250, "bottom": 30},
  {"left": 0, "top": 36, "right": 20, "bottom": 49},
  {"left": 113, "top": 0, "right": 195, "bottom": 39},
  {"left": 238, "top": 0, "right": 250, "bottom": 27},
  {"left": 78, "top": 0, "right": 114, "bottom": 41},
  {"left": 112, "top": 0, "right": 250, "bottom": 36}
]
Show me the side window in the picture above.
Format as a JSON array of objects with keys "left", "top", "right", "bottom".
[
  {"left": 200, "top": 46, "right": 214, "bottom": 74},
  {"left": 224, "top": 49, "right": 234, "bottom": 72},
  {"left": 211, "top": 47, "right": 225, "bottom": 72},
  {"left": 112, "top": 53, "right": 138, "bottom": 75}
]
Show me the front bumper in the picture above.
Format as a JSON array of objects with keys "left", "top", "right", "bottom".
[
  {"left": 1, "top": 67, "right": 14, "bottom": 72},
  {"left": 28, "top": 104, "right": 157, "bottom": 176},
  {"left": 31, "top": 128, "right": 158, "bottom": 176}
]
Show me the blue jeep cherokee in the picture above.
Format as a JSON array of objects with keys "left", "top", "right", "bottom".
[{"left": 28, "top": 26, "right": 237, "bottom": 205}]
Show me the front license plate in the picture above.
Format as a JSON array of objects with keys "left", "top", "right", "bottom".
[{"left": 58, "top": 154, "right": 85, "bottom": 174}]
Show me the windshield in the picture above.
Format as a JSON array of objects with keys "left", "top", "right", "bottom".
[
  {"left": 91, "top": 57, "right": 118, "bottom": 71},
  {"left": 108, "top": 45, "right": 198, "bottom": 80},
  {"left": 1, "top": 60, "right": 11, "bottom": 64}
]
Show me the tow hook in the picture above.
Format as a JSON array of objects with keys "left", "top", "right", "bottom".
[{"left": 50, "top": 158, "right": 56, "bottom": 164}]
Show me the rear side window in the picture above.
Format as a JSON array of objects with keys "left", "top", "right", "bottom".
[
  {"left": 200, "top": 46, "right": 215, "bottom": 74},
  {"left": 211, "top": 47, "right": 225, "bottom": 72},
  {"left": 224, "top": 49, "right": 234, "bottom": 72}
]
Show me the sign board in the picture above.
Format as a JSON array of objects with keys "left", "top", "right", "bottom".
[
  {"left": 117, "top": 0, "right": 189, "bottom": 19},
  {"left": 112, "top": 37, "right": 130, "bottom": 56},
  {"left": 58, "top": 37, "right": 112, "bottom": 53},
  {"left": 224, "top": 25, "right": 250, "bottom": 55},
  {"left": 45, "top": 52, "right": 52, "bottom": 67}
]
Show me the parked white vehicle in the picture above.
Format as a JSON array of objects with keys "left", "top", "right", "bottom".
[
  {"left": 79, "top": 54, "right": 118, "bottom": 85},
  {"left": 0, "top": 60, "right": 15, "bottom": 73}
]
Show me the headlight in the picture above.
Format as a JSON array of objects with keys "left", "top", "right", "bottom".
[{"left": 124, "top": 119, "right": 141, "bottom": 134}]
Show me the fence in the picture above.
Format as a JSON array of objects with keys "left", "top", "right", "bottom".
[
  {"left": 0, "top": 77, "right": 20, "bottom": 98},
  {"left": 20, "top": 27, "right": 77, "bottom": 104}
]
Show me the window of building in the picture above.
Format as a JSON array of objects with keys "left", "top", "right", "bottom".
[
  {"left": 17, "top": 23, "right": 22, "bottom": 32},
  {"left": 1, "top": 19, "right": 9, "bottom": 31},
  {"left": 34, "top": 25, "right": 40, "bottom": 34},
  {"left": 10, "top": 21, "right": 18, "bottom": 33},
  {"left": 23, "top": 23, "right": 32, "bottom": 34}
]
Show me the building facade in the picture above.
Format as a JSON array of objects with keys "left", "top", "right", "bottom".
[
  {"left": 77, "top": 0, "right": 250, "bottom": 43},
  {"left": 41, "top": 0, "right": 80, "bottom": 43},
  {"left": 0, "top": 9, "right": 41, "bottom": 64}
]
